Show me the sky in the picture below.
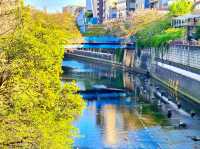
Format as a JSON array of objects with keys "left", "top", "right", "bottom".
[{"left": 25, "top": 0, "right": 85, "bottom": 12}]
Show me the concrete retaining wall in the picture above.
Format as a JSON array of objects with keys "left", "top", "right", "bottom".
[{"left": 152, "top": 63, "right": 200, "bottom": 101}]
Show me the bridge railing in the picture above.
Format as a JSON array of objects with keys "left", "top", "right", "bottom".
[
  {"left": 170, "top": 40, "right": 200, "bottom": 47},
  {"left": 70, "top": 49, "right": 114, "bottom": 61}
]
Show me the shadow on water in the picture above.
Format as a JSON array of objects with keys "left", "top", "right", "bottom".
[{"left": 62, "top": 57, "right": 200, "bottom": 149}]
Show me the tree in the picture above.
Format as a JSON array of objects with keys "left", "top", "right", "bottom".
[
  {"left": 152, "top": 28, "right": 186, "bottom": 59},
  {"left": 84, "top": 10, "right": 166, "bottom": 37},
  {"left": 85, "top": 11, "right": 93, "bottom": 18},
  {"left": 135, "top": 17, "right": 171, "bottom": 49},
  {"left": 169, "top": 0, "right": 193, "bottom": 16},
  {"left": 0, "top": 4, "right": 84, "bottom": 149},
  {"left": 152, "top": 28, "right": 185, "bottom": 47},
  {"left": 196, "top": 26, "right": 200, "bottom": 40}
]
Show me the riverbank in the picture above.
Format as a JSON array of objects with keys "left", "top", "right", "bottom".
[
  {"left": 62, "top": 57, "right": 200, "bottom": 149},
  {"left": 64, "top": 53, "right": 146, "bottom": 74},
  {"left": 65, "top": 53, "right": 200, "bottom": 105}
]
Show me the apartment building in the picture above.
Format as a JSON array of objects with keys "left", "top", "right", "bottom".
[
  {"left": 97, "top": 0, "right": 104, "bottom": 23},
  {"left": 146, "top": 0, "right": 168, "bottom": 9},
  {"left": 117, "top": 0, "right": 147, "bottom": 19},
  {"left": 86, "top": 0, "right": 172, "bottom": 23},
  {"left": 103, "top": 0, "right": 118, "bottom": 20},
  {"left": 63, "top": 6, "right": 84, "bottom": 16},
  {"left": 86, "top": 0, "right": 104, "bottom": 23},
  {"left": 92, "top": 0, "right": 98, "bottom": 18},
  {"left": 117, "top": 0, "right": 133, "bottom": 18},
  {"left": 86, "top": 0, "right": 93, "bottom": 11}
]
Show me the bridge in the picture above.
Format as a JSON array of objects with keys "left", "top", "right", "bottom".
[
  {"left": 78, "top": 87, "right": 128, "bottom": 100},
  {"left": 65, "top": 36, "right": 136, "bottom": 67}
]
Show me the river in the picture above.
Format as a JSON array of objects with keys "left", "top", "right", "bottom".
[{"left": 62, "top": 56, "right": 200, "bottom": 149}]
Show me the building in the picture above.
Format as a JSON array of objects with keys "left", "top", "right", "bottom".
[
  {"left": 97, "top": 0, "right": 104, "bottom": 23},
  {"left": 145, "top": 0, "right": 150, "bottom": 8},
  {"left": 136, "top": 0, "right": 146, "bottom": 9},
  {"left": 88, "top": 0, "right": 172, "bottom": 22},
  {"left": 77, "top": 8, "right": 87, "bottom": 32},
  {"left": 86, "top": 0, "right": 93, "bottom": 11},
  {"left": 117, "top": 0, "right": 139, "bottom": 19},
  {"left": 149, "top": 0, "right": 159, "bottom": 8},
  {"left": 91, "top": 0, "right": 98, "bottom": 18},
  {"left": 86, "top": 0, "right": 104, "bottom": 23},
  {"left": 103, "top": 0, "right": 118, "bottom": 20},
  {"left": 171, "top": 14, "right": 200, "bottom": 40},
  {"left": 63, "top": 6, "right": 83, "bottom": 16},
  {"left": 148, "top": 0, "right": 169, "bottom": 9}
]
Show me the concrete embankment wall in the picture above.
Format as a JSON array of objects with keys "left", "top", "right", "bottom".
[
  {"left": 65, "top": 46, "right": 200, "bottom": 103},
  {"left": 137, "top": 47, "right": 200, "bottom": 103},
  {"left": 66, "top": 48, "right": 136, "bottom": 68},
  {"left": 64, "top": 49, "right": 146, "bottom": 74},
  {"left": 152, "top": 62, "right": 200, "bottom": 103}
]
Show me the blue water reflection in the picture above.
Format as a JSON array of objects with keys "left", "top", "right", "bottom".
[{"left": 62, "top": 57, "right": 200, "bottom": 149}]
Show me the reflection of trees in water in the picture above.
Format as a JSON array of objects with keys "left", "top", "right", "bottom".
[
  {"left": 119, "top": 106, "right": 143, "bottom": 130},
  {"left": 102, "top": 105, "right": 118, "bottom": 145},
  {"left": 76, "top": 70, "right": 125, "bottom": 89},
  {"left": 64, "top": 59, "right": 139, "bottom": 90},
  {"left": 94, "top": 103, "right": 147, "bottom": 146},
  {"left": 134, "top": 78, "right": 169, "bottom": 126},
  {"left": 123, "top": 72, "right": 135, "bottom": 91},
  {"left": 96, "top": 105, "right": 104, "bottom": 128}
]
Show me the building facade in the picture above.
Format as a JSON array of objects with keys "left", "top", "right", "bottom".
[
  {"left": 117, "top": 0, "right": 141, "bottom": 19},
  {"left": 148, "top": 0, "right": 169, "bottom": 9},
  {"left": 86, "top": 0, "right": 93, "bottom": 11},
  {"left": 86, "top": 0, "right": 173, "bottom": 23},
  {"left": 86, "top": 0, "right": 104, "bottom": 23},
  {"left": 63, "top": 6, "right": 83, "bottom": 16},
  {"left": 136, "top": 0, "right": 146, "bottom": 9},
  {"left": 91, "top": 0, "right": 98, "bottom": 18},
  {"left": 97, "top": 0, "right": 104, "bottom": 23},
  {"left": 103, "top": 0, "right": 118, "bottom": 20}
]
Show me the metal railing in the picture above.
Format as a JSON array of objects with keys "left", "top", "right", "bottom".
[{"left": 155, "top": 46, "right": 200, "bottom": 71}]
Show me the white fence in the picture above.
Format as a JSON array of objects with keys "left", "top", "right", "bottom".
[{"left": 155, "top": 46, "right": 200, "bottom": 70}]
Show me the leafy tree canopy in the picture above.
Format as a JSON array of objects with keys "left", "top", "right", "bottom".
[
  {"left": 135, "top": 17, "right": 171, "bottom": 49},
  {"left": 85, "top": 11, "right": 93, "bottom": 18},
  {"left": 169, "top": 0, "right": 193, "bottom": 16},
  {"left": 195, "top": 25, "right": 200, "bottom": 40},
  {"left": 152, "top": 28, "right": 186, "bottom": 48},
  {"left": 0, "top": 4, "right": 84, "bottom": 149}
]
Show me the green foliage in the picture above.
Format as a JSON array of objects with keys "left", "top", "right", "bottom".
[
  {"left": 196, "top": 26, "right": 200, "bottom": 40},
  {"left": 169, "top": 0, "right": 193, "bottom": 16},
  {"left": 135, "top": 17, "right": 171, "bottom": 49},
  {"left": 152, "top": 28, "right": 186, "bottom": 48},
  {"left": 84, "top": 10, "right": 166, "bottom": 37},
  {"left": 85, "top": 11, "right": 93, "bottom": 18},
  {"left": 83, "top": 25, "right": 108, "bottom": 36},
  {"left": 151, "top": 28, "right": 186, "bottom": 58},
  {"left": 0, "top": 5, "right": 84, "bottom": 149},
  {"left": 115, "top": 49, "right": 124, "bottom": 63}
]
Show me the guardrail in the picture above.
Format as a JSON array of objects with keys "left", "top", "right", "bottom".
[{"left": 170, "top": 40, "right": 200, "bottom": 47}]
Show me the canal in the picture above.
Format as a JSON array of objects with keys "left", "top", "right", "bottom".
[{"left": 62, "top": 56, "right": 200, "bottom": 149}]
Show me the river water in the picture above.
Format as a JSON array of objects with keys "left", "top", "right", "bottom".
[{"left": 62, "top": 57, "right": 200, "bottom": 149}]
